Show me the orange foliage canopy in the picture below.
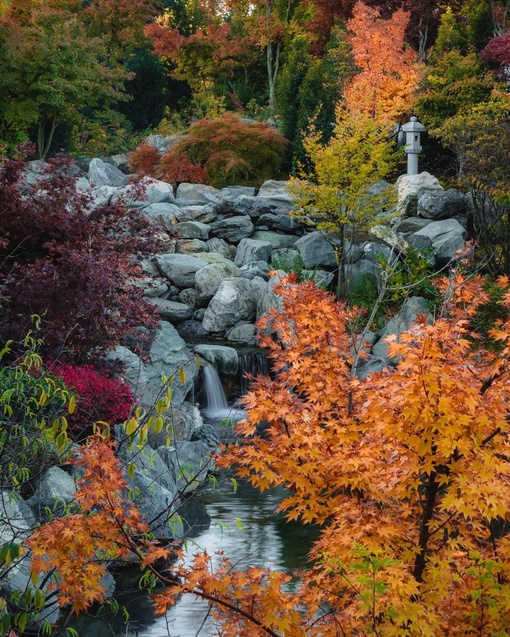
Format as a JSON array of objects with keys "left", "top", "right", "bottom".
[
  {"left": 29, "top": 272, "right": 510, "bottom": 636},
  {"left": 29, "top": 436, "right": 170, "bottom": 614},
  {"left": 155, "top": 272, "right": 510, "bottom": 636},
  {"left": 345, "top": 1, "right": 424, "bottom": 124}
]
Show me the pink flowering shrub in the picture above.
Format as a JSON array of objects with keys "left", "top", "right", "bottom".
[{"left": 51, "top": 363, "right": 134, "bottom": 438}]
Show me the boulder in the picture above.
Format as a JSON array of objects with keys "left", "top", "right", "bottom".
[
  {"left": 202, "top": 279, "right": 258, "bottom": 332},
  {"left": 195, "top": 262, "right": 242, "bottom": 305},
  {"left": 413, "top": 218, "right": 468, "bottom": 264},
  {"left": 234, "top": 238, "right": 272, "bottom": 267},
  {"left": 240, "top": 261, "right": 271, "bottom": 281},
  {"left": 251, "top": 231, "right": 298, "bottom": 249},
  {"left": 175, "top": 239, "right": 208, "bottom": 254},
  {"left": 226, "top": 321, "right": 257, "bottom": 345},
  {"left": 158, "top": 441, "right": 215, "bottom": 493},
  {"left": 175, "top": 183, "right": 221, "bottom": 203},
  {"left": 221, "top": 185, "right": 257, "bottom": 197},
  {"left": 417, "top": 189, "right": 467, "bottom": 220},
  {"left": 178, "top": 288, "right": 198, "bottom": 310},
  {"left": 174, "top": 203, "right": 217, "bottom": 224},
  {"left": 396, "top": 172, "right": 443, "bottom": 216},
  {"left": 175, "top": 221, "right": 210, "bottom": 240},
  {"left": 88, "top": 185, "right": 118, "bottom": 208},
  {"left": 394, "top": 217, "right": 434, "bottom": 234},
  {"left": 155, "top": 254, "right": 209, "bottom": 288},
  {"left": 295, "top": 231, "right": 337, "bottom": 268},
  {"left": 258, "top": 211, "right": 300, "bottom": 232},
  {"left": 194, "top": 344, "right": 239, "bottom": 376},
  {"left": 148, "top": 298, "right": 194, "bottom": 322},
  {"left": 257, "top": 180, "right": 291, "bottom": 196},
  {"left": 29, "top": 467, "right": 76, "bottom": 518},
  {"left": 205, "top": 237, "right": 237, "bottom": 260},
  {"left": 112, "top": 177, "right": 174, "bottom": 208},
  {"left": 176, "top": 319, "right": 211, "bottom": 341},
  {"left": 88, "top": 157, "right": 128, "bottom": 187},
  {"left": 256, "top": 271, "right": 286, "bottom": 321},
  {"left": 302, "top": 269, "right": 334, "bottom": 289},
  {"left": 141, "top": 202, "right": 180, "bottom": 230},
  {"left": 145, "top": 134, "right": 172, "bottom": 153},
  {"left": 108, "top": 153, "right": 131, "bottom": 173},
  {"left": 372, "top": 296, "right": 433, "bottom": 359},
  {"left": 146, "top": 322, "right": 199, "bottom": 406},
  {"left": 210, "top": 216, "right": 254, "bottom": 243}
]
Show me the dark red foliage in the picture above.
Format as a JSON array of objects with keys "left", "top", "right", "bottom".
[
  {"left": 0, "top": 148, "right": 160, "bottom": 360},
  {"left": 155, "top": 148, "right": 208, "bottom": 186},
  {"left": 481, "top": 30, "right": 510, "bottom": 79},
  {"left": 51, "top": 362, "right": 134, "bottom": 438},
  {"left": 129, "top": 141, "right": 162, "bottom": 177}
]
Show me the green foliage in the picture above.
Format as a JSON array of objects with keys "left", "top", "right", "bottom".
[
  {"left": 276, "top": 26, "right": 356, "bottom": 170},
  {"left": 348, "top": 248, "right": 438, "bottom": 329},
  {"left": 0, "top": 327, "right": 72, "bottom": 496}
]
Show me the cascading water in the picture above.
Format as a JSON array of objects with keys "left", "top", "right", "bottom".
[
  {"left": 238, "top": 350, "right": 269, "bottom": 396},
  {"left": 199, "top": 362, "right": 245, "bottom": 422}
]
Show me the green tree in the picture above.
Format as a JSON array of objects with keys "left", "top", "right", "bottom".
[
  {"left": 290, "top": 104, "right": 399, "bottom": 297},
  {"left": 0, "top": 4, "right": 129, "bottom": 158}
]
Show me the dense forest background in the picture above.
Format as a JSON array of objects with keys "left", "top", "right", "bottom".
[{"left": 0, "top": 0, "right": 508, "bottom": 185}]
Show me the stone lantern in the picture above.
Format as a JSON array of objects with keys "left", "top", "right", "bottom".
[{"left": 402, "top": 116, "right": 426, "bottom": 175}]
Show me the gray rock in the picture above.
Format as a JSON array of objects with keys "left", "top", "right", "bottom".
[
  {"left": 372, "top": 296, "right": 433, "bottom": 359},
  {"left": 195, "top": 345, "right": 238, "bottom": 376},
  {"left": 202, "top": 279, "right": 258, "bottom": 332},
  {"left": 271, "top": 248, "right": 300, "bottom": 269},
  {"left": 295, "top": 231, "right": 337, "bottom": 268},
  {"left": 88, "top": 185, "right": 118, "bottom": 208},
  {"left": 108, "top": 153, "right": 131, "bottom": 173},
  {"left": 226, "top": 322, "right": 257, "bottom": 345},
  {"left": 146, "top": 134, "right": 170, "bottom": 153},
  {"left": 112, "top": 177, "right": 174, "bottom": 208},
  {"left": 176, "top": 319, "right": 211, "bottom": 340},
  {"left": 417, "top": 189, "right": 467, "bottom": 220},
  {"left": 146, "top": 322, "right": 199, "bottom": 406},
  {"left": 258, "top": 211, "right": 300, "bottom": 232},
  {"left": 205, "top": 237, "right": 237, "bottom": 260},
  {"left": 30, "top": 467, "right": 76, "bottom": 517},
  {"left": 148, "top": 298, "right": 194, "bottom": 322},
  {"left": 250, "top": 230, "right": 299, "bottom": 250},
  {"left": 158, "top": 441, "right": 215, "bottom": 493},
  {"left": 301, "top": 269, "right": 334, "bottom": 289},
  {"left": 141, "top": 202, "right": 180, "bottom": 230},
  {"left": 191, "top": 423, "right": 220, "bottom": 448},
  {"left": 141, "top": 277, "right": 169, "bottom": 298},
  {"left": 195, "top": 262, "right": 242, "bottom": 306},
  {"left": 118, "top": 441, "right": 177, "bottom": 495},
  {"left": 234, "top": 238, "right": 272, "bottom": 267},
  {"left": 175, "top": 239, "right": 208, "bottom": 254},
  {"left": 176, "top": 221, "right": 210, "bottom": 240},
  {"left": 355, "top": 356, "right": 389, "bottom": 379},
  {"left": 155, "top": 254, "right": 209, "bottom": 288},
  {"left": 257, "top": 180, "right": 291, "bottom": 196},
  {"left": 396, "top": 171, "right": 443, "bottom": 216},
  {"left": 240, "top": 261, "right": 271, "bottom": 281},
  {"left": 89, "top": 157, "right": 128, "bottom": 187},
  {"left": 128, "top": 472, "right": 182, "bottom": 540},
  {"left": 178, "top": 288, "right": 198, "bottom": 310},
  {"left": 394, "top": 217, "right": 434, "bottom": 234},
  {"left": 413, "top": 218, "right": 468, "bottom": 264},
  {"left": 176, "top": 183, "right": 221, "bottom": 203},
  {"left": 210, "top": 216, "right": 254, "bottom": 243},
  {"left": 221, "top": 185, "right": 256, "bottom": 197},
  {"left": 405, "top": 233, "right": 433, "bottom": 253},
  {"left": 174, "top": 203, "right": 217, "bottom": 224},
  {"left": 256, "top": 271, "right": 285, "bottom": 321},
  {"left": 346, "top": 259, "right": 381, "bottom": 294}
]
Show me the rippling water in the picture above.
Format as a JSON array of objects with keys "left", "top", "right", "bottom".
[{"left": 70, "top": 477, "right": 319, "bottom": 637}]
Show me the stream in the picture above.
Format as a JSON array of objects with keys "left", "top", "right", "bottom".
[{"left": 70, "top": 361, "right": 318, "bottom": 637}]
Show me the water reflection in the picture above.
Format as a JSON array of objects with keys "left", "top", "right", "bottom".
[{"left": 69, "top": 477, "right": 318, "bottom": 637}]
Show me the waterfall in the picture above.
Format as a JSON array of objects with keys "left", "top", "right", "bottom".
[{"left": 199, "top": 362, "right": 245, "bottom": 422}]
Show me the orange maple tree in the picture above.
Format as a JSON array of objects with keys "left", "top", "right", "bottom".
[
  {"left": 152, "top": 271, "right": 510, "bottom": 636},
  {"left": 344, "top": 1, "right": 424, "bottom": 124},
  {"left": 28, "top": 271, "right": 510, "bottom": 636}
]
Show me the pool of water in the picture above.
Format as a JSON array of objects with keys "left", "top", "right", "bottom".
[{"left": 69, "top": 476, "right": 319, "bottom": 637}]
